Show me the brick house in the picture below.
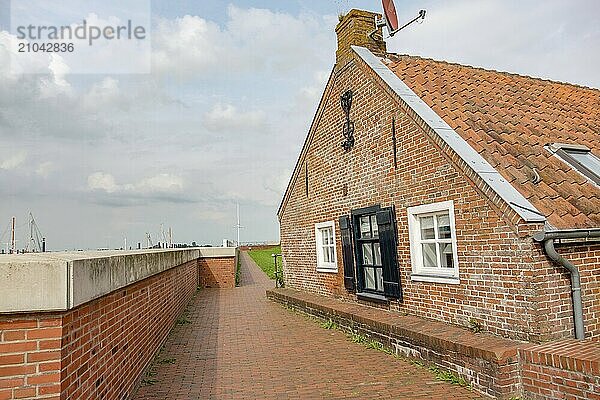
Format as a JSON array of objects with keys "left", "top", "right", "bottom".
[{"left": 278, "top": 9, "right": 600, "bottom": 343}]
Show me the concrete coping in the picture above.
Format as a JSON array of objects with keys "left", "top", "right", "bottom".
[{"left": 0, "top": 247, "right": 237, "bottom": 314}]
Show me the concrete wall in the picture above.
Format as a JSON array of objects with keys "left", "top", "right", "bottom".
[{"left": 0, "top": 247, "right": 237, "bottom": 400}]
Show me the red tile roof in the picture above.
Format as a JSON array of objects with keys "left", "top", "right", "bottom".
[{"left": 386, "top": 55, "right": 600, "bottom": 229}]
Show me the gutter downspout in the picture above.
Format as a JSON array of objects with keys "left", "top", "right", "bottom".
[{"left": 533, "top": 229, "right": 600, "bottom": 340}]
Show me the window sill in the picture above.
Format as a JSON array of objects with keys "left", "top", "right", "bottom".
[
  {"left": 356, "top": 292, "right": 389, "bottom": 303},
  {"left": 316, "top": 266, "right": 338, "bottom": 274},
  {"left": 410, "top": 274, "right": 460, "bottom": 285}
]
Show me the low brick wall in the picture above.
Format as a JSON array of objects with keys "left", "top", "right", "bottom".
[
  {"left": 0, "top": 247, "right": 237, "bottom": 400},
  {"left": 0, "top": 260, "right": 197, "bottom": 400},
  {"left": 267, "top": 287, "right": 523, "bottom": 399},
  {"left": 520, "top": 340, "right": 600, "bottom": 400},
  {"left": 267, "top": 287, "right": 600, "bottom": 400},
  {"left": 198, "top": 256, "right": 237, "bottom": 288}
]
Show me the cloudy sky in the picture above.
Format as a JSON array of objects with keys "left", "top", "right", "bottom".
[{"left": 0, "top": 0, "right": 598, "bottom": 251}]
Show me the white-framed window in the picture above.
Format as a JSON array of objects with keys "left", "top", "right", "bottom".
[
  {"left": 315, "top": 221, "right": 338, "bottom": 273},
  {"left": 407, "top": 200, "right": 459, "bottom": 284}
]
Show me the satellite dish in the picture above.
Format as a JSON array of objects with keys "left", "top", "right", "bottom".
[
  {"left": 370, "top": 0, "right": 426, "bottom": 39},
  {"left": 382, "top": 0, "right": 399, "bottom": 32}
]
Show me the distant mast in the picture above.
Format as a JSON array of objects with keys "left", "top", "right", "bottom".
[
  {"left": 235, "top": 204, "right": 244, "bottom": 247},
  {"left": 10, "top": 216, "right": 15, "bottom": 254},
  {"left": 27, "top": 212, "right": 44, "bottom": 253}
]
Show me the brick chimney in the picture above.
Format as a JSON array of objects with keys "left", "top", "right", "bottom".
[{"left": 335, "top": 9, "right": 387, "bottom": 67}]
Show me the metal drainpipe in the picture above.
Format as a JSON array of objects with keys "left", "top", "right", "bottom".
[{"left": 533, "top": 229, "right": 600, "bottom": 340}]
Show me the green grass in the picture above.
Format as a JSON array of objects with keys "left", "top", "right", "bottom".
[{"left": 247, "top": 246, "right": 281, "bottom": 279}]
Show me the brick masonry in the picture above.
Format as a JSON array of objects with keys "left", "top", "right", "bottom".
[
  {"left": 0, "top": 254, "right": 236, "bottom": 400},
  {"left": 198, "top": 255, "right": 237, "bottom": 288},
  {"left": 268, "top": 286, "right": 600, "bottom": 400},
  {"left": 278, "top": 11, "right": 600, "bottom": 343},
  {"left": 520, "top": 340, "right": 600, "bottom": 400}
]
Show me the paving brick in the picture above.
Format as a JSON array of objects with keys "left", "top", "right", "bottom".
[{"left": 133, "top": 252, "right": 485, "bottom": 400}]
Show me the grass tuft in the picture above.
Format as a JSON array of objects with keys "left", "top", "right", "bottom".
[
  {"left": 320, "top": 319, "right": 338, "bottom": 330},
  {"left": 427, "top": 365, "right": 470, "bottom": 387}
]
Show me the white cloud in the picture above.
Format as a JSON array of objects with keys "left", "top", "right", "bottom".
[
  {"left": 203, "top": 103, "right": 267, "bottom": 133},
  {"left": 0, "top": 151, "right": 27, "bottom": 170},
  {"left": 88, "top": 172, "right": 119, "bottom": 193},
  {"left": 35, "top": 161, "right": 56, "bottom": 178},
  {"left": 153, "top": 15, "right": 224, "bottom": 76},
  {"left": 39, "top": 54, "right": 72, "bottom": 98},
  {"left": 152, "top": 6, "right": 334, "bottom": 78},
  {"left": 296, "top": 70, "right": 330, "bottom": 112},
  {"left": 88, "top": 172, "right": 184, "bottom": 195},
  {"left": 82, "top": 77, "right": 121, "bottom": 110},
  {"left": 130, "top": 173, "right": 184, "bottom": 194}
]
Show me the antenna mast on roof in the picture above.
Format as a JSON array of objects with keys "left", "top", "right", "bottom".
[{"left": 370, "top": 0, "right": 426, "bottom": 40}]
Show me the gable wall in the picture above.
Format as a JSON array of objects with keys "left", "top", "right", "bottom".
[{"left": 279, "top": 56, "right": 598, "bottom": 342}]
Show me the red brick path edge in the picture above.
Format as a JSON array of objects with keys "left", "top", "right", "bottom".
[
  {"left": 133, "top": 252, "right": 485, "bottom": 400},
  {"left": 267, "top": 287, "right": 600, "bottom": 400}
]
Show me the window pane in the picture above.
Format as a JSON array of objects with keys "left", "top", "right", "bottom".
[
  {"left": 364, "top": 267, "right": 375, "bottom": 290},
  {"left": 439, "top": 243, "right": 454, "bottom": 268},
  {"left": 360, "top": 216, "right": 371, "bottom": 238},
  {"left": 420, "top": 216, "right": 435, "bottom": 240},
  {"left": 362, "top": 243, "right": 373, "bottom": 265},
  {"left": 375, "top": 268, "right": 383, "bottom": 292},
  {"left": 371, "top": 215, "right": 379, "bottom": 238},
  {"left": 437, "top": 214, "right": 452, "bottom": 239},
  {"left": 567, "top": 150, "right": 600, "bottom": 176},
  {"left": 328, "top": 247, "right": 335, "bottom": 263},
  {"left": 323, "top": 246, "right": 330, "bottom": 263},
  {"left": 421, "top": 243, "right": 437, "bottom": 268},
  {"left": 373, "top": 243, "right": 381, "bottom": 266}
]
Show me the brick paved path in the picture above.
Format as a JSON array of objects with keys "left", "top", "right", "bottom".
[{"left": 133, "top": 252, "right": 485, "bottom": 399}]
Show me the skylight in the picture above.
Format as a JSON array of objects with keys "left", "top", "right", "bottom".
[{"left": 548, "top": 143, "right": 600, "bottom": 186}]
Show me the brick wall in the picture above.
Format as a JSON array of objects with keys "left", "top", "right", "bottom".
[
  {"left": 0, "top": 317, "right": 62, "bottom": 399},
  {"left": 198, "top": 256, "right": 237, "bottom": 288},
  {"left": 520, "top": 340, "right": 600, "bottom": 400},
  {"left": 532, "top": 243, "right": 600, "bottom": 342},
  {"left": 0, "top": 259, "right": 197, "bottom": 399},
  {"left": 278, "top": 46, "right": 600, "bottom": 342}
]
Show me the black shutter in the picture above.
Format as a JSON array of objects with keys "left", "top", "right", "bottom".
[
  {"left": 339, "top": 215, "right": 355, "bottom": 291},
  {"left": 376, "top": 207, "right": 402, "bottom": 299}
]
